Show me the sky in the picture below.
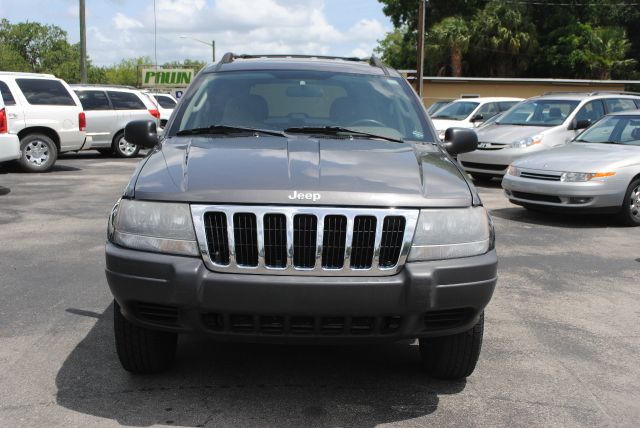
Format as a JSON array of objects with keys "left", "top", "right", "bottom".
[{"left": 0, "top": 0, "right": 393, "bottom": 66}]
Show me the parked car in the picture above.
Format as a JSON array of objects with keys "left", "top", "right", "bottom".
[
  {"left": 106, "top": 53, "right": 497, "bottom": 380},
  {"left": 149, "top": 93, "right": 178, "bottom": 127},
  {"left": 431, "top": 97, "right": 522, "bottom": 139},
  {"left": 72, "top": 85, "right": 160, "bottom": 158},
  {"left": 426, "top": 99, "right": 452, "bottom": 116},
  {"left": 502, "top": 110, "right": 640, "bottom": 225},
  {"left": 0, "top": 72, "right": 87, "bottom": 172},
  {"left": 458, "top": 92, "right": 640, "bottom": 181},
  {"left": 0, "top": 94, "right": 20, "bottom": 163}
]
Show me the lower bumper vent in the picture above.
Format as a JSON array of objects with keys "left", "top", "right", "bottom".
[
  {"left": 423, "top": 308, "right": 473, "bottom": 331},
  {"left": 136, "top": 302, "right": 179, "bottom": 325}
]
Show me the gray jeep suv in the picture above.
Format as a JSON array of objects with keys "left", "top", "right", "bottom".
[{"left": 105, "top": 54, "right": 497, "bottom": 380}]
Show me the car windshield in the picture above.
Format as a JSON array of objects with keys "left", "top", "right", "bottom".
[
  {"left": 431, "top": 101, "right": 479, "bottom": 120},
  {"left": 575, "top": 115, "right": 640, "bottom": 146},
  {"left": 169, "top": 70, "right": 433, "bottom": 142},
  {"left": 426, "top": 100, "right": 450, "bottom": 115},
  {"left": 497, "top": 99, "right": 579, "bottom": 126}
]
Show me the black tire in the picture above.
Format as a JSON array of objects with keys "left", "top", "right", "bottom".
[
  {"left": 617, "top": 179, "right": 640, "bottom": 227},
  {"left": 97, "top": 148, "right": 113, "bottom": 156},
  {"left": 419, "top": 312, "right": 484, "bottom": 380},
  {"left": 113, "top": 300, "right": 177, "bottom": 374},
  {"left": 19, "top": 133, "right": 58, "bottom": 172},
  {"left": 112, "top": 132, "right": 140, "bottom": 158},
  {"left": 470, "top": 173, "right": 493, "bottom": 182}
]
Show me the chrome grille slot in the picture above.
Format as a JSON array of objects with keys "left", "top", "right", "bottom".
[
  {"left": 322, "top": 215, "right": 347, "bottom": 269},
  {"left": 520, "top": 171, "right": 562, "bottom": 181},
  {"left": 264, "top": 214, "right": 287, "bottom": 268},
  {"left": 293, "top": 214, "right": 318, "bottom": 268},
  {"left": 204, "top": 212, "right": 230, "bottom": 265},
  {"left": 350, "top": 216, "right": 376, "bottom": 269},
  {"left": 379, "top": 216, "right": 406, "bottom": 268},
  {"left": 191, "top": 206, "right": 419, "bottom": 276},
  {"left": 233, "top": 213, "right": 258, "bottom": 266}
]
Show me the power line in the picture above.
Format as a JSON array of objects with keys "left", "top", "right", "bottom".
[{"left": 501, "top": 1, "right": 640, "bottom": 5}]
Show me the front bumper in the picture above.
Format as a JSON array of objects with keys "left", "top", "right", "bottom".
[
  {"left": 458, "top": 146, "right": 545, "bottom": 176},
  {"left": 502, "top": 173, "right": 625, "bottom": 210},
  {"left": 105, "top": 242, "right": 498, "bottom": 343}
]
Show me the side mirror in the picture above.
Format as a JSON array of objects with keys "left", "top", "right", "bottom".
[
  {"left": 125, "top": 120, "right": 159, "bottom": 149},
  {"left": 470, "top": 113, "right": 484, "bottom": 123},
  {"left": 571, "top": 119, "right": 591, "bottom": 130},
  {"left": 441, "top": 127, "right": 478, "bottom": 156}
]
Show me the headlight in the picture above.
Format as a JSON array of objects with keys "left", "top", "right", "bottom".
[
  {"left": 408, "top": 207, "right": 493, "bottom": 261},
  {"left": 560, "top": 171, "right": 616, "bottom": 182},
  {"left": 507, "top": 165, "right": 520, "bottom": 176},
  {"left": 108, "top": 199, "right": 199, "bottom": 256},
  {"left": 511, "top": 134, "right": 543, "bottom": 148}
]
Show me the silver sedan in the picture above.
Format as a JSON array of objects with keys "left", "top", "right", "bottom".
[{"left": 502, "top": 110, "right": 640, "bottom": 226}]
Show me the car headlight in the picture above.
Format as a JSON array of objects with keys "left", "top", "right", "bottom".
[
  {"left": 560, "top": 171, "right": 616, "bottom": 182},
  {"left": 408, "top": 207, "right": 494, "bottom": 261},
  {"left": 511, "top": 134, "right": 543, "bottom": 148},
  {"left": 108, "top": 199, "right": 199, "bottom": 256},
  {"left": 507, "top": 165, "right": 520, "bottom": 176}
]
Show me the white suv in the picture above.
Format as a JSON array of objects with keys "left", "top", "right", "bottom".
[
  {"left": 72, "top": 85, "right": 161, "bottom": 158},
  {"left": 0, "top": 94, "right": 20, "bottom": 163},
  {"left": 149, "top": 93, "right": 178, "bottom": 128},
  {"left": 0, "top": 72, "right": 87, "bottom": 172},
  {"left": 431, "top": 97, "right": 522, "bottom": 140}
]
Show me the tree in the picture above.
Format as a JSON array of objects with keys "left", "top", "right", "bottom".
[
  {"left": 375, "top": 27, "right": 416, "bottom": 69},
  {"left": 103, "top": 57, "right": 152, "bottom": 86},
  {"left": 427, "top": 17, "right": 471, "bottom": 77},
  {"left": 470, "top": 1, "right": 537, "bottom": 77}
]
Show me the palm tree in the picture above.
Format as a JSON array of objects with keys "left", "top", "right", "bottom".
[
  {"left": 427, "top": 16, "right": 471, "bottom": 77},
  {"left": 587, "top": 26, "right": 635, "bottom": 80}
]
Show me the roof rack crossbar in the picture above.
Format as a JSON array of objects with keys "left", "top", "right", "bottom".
[
  {"left": 213, "top": 52, "right": 391, "bottom": 75},
  {"left": 70, "top": 83, "right": 138, "bottom": 90},
  {"left": 543, "top": 90, "right": 640, "bottom": 96}
]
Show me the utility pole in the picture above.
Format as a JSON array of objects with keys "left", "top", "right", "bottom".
[
  {"left": 416, "top": 0, "right": 426, "bottom": 98},
  {"left": 212, "top": 40, "right": 216, "bottom": 62},
  {"left": 79, "top": 0, "right": 88, "bottom": 83}
]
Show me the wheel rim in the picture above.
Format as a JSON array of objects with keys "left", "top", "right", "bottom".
[
  {"left": 630, "top": 184, "right": 640, "bottom": 220},
  {"left": 24, "top": 140, "right": 50, "bottom": 166},
  {"left": 118, "top": 136, "right": 137, "bottom": 156}
]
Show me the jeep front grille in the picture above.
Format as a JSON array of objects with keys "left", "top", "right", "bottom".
[{"left": 191, "top": 205, "right": 419, "bottom": 276}]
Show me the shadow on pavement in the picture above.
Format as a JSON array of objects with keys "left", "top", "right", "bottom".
[
  {"left": 0, "top": 186, "right": 10, "bottom": 196},
  {"left": 490, "top": 206, "right": 623, "bottom": 229},
  {"left": 56, "top": 304, "right": 466, "bottom": 427}
]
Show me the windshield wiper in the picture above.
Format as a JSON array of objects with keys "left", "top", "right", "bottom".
[
  {"left": 176, "top": 125, "right": 287, "bottom": 137},
  {"left": 575, "top": 139, "right": 620, "bottom": 144},
  {"left": 284, "top": 126, "right": 404, "bottom": 144}
]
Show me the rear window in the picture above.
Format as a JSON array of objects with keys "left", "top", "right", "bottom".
[
  {"left": 0, "top": 81, "right": 16, "bottom": 106},
  {"left": 154, "top": 95, "right": 177, "bottom": 109},
  {"left": 16, "top": 78, "right": 76, "bottom": 106},
  {"left": 604, "top": 98, "right": 638, "bottom": 113},
  {"left": 75, "top": 90, "right": 112, "bottom": 111},
  {"left": 107, "top": 91, "right": 146, "bottom": 110}
]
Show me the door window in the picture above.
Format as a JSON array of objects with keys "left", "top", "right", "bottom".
[
  {"left": 15, "top": 78, "right": 76, "bottom": 106},
  {"left": 575, "top": 100, "right": 605, "bottom": 124},
  {"left": 604, "top": 98, "right": 637, "bottom": 113},
  {"left": 108, "top": 91, "right": 146, "bottom": 110},
  {"left": 0, "top": 81, "right": 16, "bottom": 106},
  {"left": 76, "top": 90, "right": 111, "bottom": 110},
  {"left": 478, "top": 102, "right": 499, "bottom": 119}
]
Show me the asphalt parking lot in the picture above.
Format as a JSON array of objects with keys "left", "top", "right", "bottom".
[{"left": 0, "top": 152, "right": 639, "bottom": 427}]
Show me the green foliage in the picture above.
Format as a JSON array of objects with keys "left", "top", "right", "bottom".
[
  {"left": 427, "top": 17, "right": 471, "bottom": 77},
  {"left": 377, "top": 0, "right": 639, "bottom": 79},
  {"left": 102, "top": 57, "right": 152, "bottom": 86}
]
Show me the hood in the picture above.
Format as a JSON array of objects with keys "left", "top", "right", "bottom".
[
  {"left": 131, "top": 135, "right": 473, "bottom": 208},
  {"left": 476, "top": 123, "right": 551, "bottom": 144},
  {"left": 431, "top": 118, "right": 470, "bottom": 131},
  {"left": 513, "top": 143, "right": 640, "bottom": 172}
]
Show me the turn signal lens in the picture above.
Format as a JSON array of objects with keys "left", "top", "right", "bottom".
[
  {"left": 149, "top": 109, "right": 161, "bottom": 119},
  {"left": 0, "top": 108, "right": 7, "bottom": 134},
  {"left": 79, "top": 112, "right": 86, "bottom": 131}
]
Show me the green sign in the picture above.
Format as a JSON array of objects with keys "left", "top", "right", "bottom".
[{"left": 141, "top": 68, "right": 194, "bottom": 87}]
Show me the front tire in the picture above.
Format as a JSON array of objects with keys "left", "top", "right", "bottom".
[
  {"left": 112, "top": 132, "right": 140, "bottom": 158},
  {"left": 113, "top": 300, "right": 177, "bottom": 374},
  {"left": 419, "top": 312, "right": 484, "bottom": 380},
  {"left": 617, "top": 179, "right": 640, "bottom": 226},
  {"left": 19, "top": 133, "right": 58, "bottom": 172}
]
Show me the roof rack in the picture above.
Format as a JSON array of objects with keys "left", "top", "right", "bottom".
[
  {"left": 213, "top": 52, "right": 389, "bottom": 75},
  {"left": 71, "top": 83, "right": 138, "bottom": 90},
  {"left": 542, "top": 90, "right": 640, "bottom": 96}
]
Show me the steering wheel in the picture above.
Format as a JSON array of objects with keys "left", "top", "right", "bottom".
[{"left": 348, "top": 119, "right": 386, "bottom": 127}]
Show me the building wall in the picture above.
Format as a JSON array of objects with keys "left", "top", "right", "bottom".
[{"left": 418, "top": 80, "right": 627, "bottom": 108}]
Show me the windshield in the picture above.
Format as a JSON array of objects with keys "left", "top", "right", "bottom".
[
  {"left": 432, "top": 101, "right": 479, "bottom": 120},
  {"left": 169, "top": 70, "right": 433, "bottom": 142},
  {"left": 426, "top": 100, "right": 450, "bottom": 115},
  {"left": 497, "top": 99, "right": 579, "bottom": 126},
  {"left": 575, "top": 115, "right": 640, "bottom": 146}
]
